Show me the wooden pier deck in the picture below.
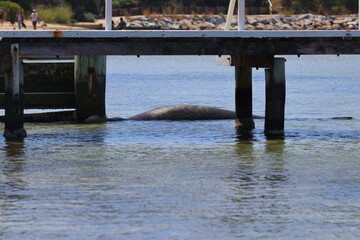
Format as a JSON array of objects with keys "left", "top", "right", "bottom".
[
  {"left": 1, "top": 30, "right": 360, "bottom": 56},
  {"left": 1, "top": 30, "right": 360, "bottom": 139}
]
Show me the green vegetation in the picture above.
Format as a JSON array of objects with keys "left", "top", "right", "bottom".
[
  {"left": 8, "top": 0, "right": 31, "bottom": 10},
  {"left": 37, "top": 4, "right": 74, "bottom": 24},
  {"left": 0, "top": 1, "right": 23, "bottom": 21},
  {"left": 113, "top": 0, "right": 140, "bottom": 8},
  {"left": 281, "top": 0, "right": 357, "bottom": 14}
]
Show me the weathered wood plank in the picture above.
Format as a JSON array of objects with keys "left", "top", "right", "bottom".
[
  {"left": 4, "top": 44, "right": 27, "bottom": 139},
  {"left": 0, "top": 92, "right": 76, "bottom": 109},
  {"left": 22, "top": 61, "right": 74, "bottom": 93}
]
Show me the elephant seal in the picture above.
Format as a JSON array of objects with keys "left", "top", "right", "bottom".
[
  {"left": 127, "top": 105, "right": 259, "bottom": 121},
  {"left": 128, "top": 105, "right": 235, "bottom": 121}
]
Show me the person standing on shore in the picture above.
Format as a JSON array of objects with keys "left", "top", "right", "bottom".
[
  {"left": 118, "top": 17, "right": 126, "bottom": 30},
  {"left": 31, "top": 9, "right": 38, "bottom": 30},
  {"left": 16, "top": 10, "right": 23, "bottom": 30}
]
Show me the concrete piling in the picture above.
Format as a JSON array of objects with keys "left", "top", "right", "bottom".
[
  {"left": 74, "top": 55, "right": 107, "bottom": 123},
  {"left": 265, "top": 58, "right": 286, "bottom": 135},
  {"left": 235, "top": 66, "right": 255, "bottom": 130}
]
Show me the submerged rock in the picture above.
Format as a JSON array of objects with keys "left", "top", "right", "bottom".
[{"left": 84, "top": 115, "right": 106, "bottom": 124}]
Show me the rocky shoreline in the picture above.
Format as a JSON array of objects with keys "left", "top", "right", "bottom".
[{"left": 118, "top": 14, "right": 359, "bottom": 30}]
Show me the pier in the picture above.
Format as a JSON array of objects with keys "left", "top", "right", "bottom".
[{"left": 1, "top": 29, "right": 360, "bottom": 138}]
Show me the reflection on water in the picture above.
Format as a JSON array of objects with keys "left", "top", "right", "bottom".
[
  {"left": 222, "top": 139, "right": 291, "bottom": 237},
  {"left": 2, "top": 140, "right": 26, "bottom": 192},
  {"left": 1, "top": 141, "right": 27, "bottom": 238}
]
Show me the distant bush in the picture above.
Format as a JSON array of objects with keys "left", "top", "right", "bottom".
[
  {"left": 113, "top": 0, "right": 140, "bottom": 8},
  {"left": 0, "top": 1, "right": 24, "bottom": 21},
  {"left": 37, "top": 4, "right": 74, "bottom": 24},
  {"left": 83, "top": 12, "right": 95, "bottom": 22}
]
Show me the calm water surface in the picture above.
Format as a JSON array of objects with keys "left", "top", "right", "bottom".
[{"left": 1, "top": 56, "right": 360, "bottom": 239}]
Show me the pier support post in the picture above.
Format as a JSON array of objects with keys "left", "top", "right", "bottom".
[
  {"left": 235, "top": 66, "right": 255, "bottom": 131},
  {"left": 3, "top": 44, "right": 27, "bottom": 139},
  {"left": 265, "top": 58, "right": 286, "bottom": 135},
  {"left": 74, "top": 56, "right": 107, "bottom": 123}
]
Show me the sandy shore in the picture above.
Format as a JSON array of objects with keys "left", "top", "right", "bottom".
[
  {"left": 0, "top": 14, "right": 358, "bottom": 31},
  {"left": 0, "top": 19, "right": 88, "bottom": 31}
]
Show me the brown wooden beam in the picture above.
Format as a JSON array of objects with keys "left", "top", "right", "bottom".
[
  {"left": 217, "top": 55, "right": 273, "bottom": 68},
  {"left": 5, "top": 37, "right": 360, "bottom": 57},
  {"left": 0, "top": 92, "right": 75, "bottom": 109}
]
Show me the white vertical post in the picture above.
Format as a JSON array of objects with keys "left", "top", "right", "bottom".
[
  {"left": 105, "top": 0, "right": 112, "bottom": 30},
  {"left": 225, "top": 0, "right": 237, "bottom": 30},
  {"left": 238, "top": 0, "right": 245, "bottom": 30},
  {"left": 268, "top": 0, "right": 273, "bottom": 14}
]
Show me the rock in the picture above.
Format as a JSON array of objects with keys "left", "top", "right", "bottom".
[
  {"left": 168, "top": 22, "right": 180, "bottom": 29},
  {"left": 323, "top": 20, "right": 333, "bottom": 26},
  {"left": 179, "top": 19, "right": 192, "bottom": 26},
  {"left": 204, "top": 22, "right": 216, "bottom": 30},
  {"left": 3, "top": 128, "right": 27, "bottom": 139},
  {"left": 298, "top": 13, "right": 315, "bottom": 20},
  {"left": 162, "top": 17, "right": 173, "bottom": 23},
  {"left": 317, "top": 15, "right": 328, "bottom": 21},
  {"left": 146, "top": 22, "right": 157, "bottom": 28},
  {"left": 123, "top": 14, "right": 359, "bottom": 31},
  {"left": 84, "top": 115, "right": 106, "bottom": 124},
  {"left": 256, "top": 23, "right": 266, "bottom": 30},
  {"left": 348, "top": 21, "right": 359, "bottom": 25},
  {"left": 265, "top": 24, "right": 275, "bottom": 30},
  {"left": 246, "top": 16, "right": 258, "bottom": 25},
  {"left": 209, "top": 16, "right": 225, "bottom": 25},
  {"left": 304, "top": 19, "right": 313, "bottom": 26},
  {"left": 333, "top": 19, "right": 344, "bottom": 24},
  {"left": 344, "top": 16, "right": 355, "bottom": 22},
  {"left": 129, "top": 20, "right": 143, "bottom": 28},
  {"left": 272, "top": 15, "right": 284, "bottom": 25},
  {"left": 290, "top": 15, "right": 300, "bottom": 22},
  {"left": 259, "top": 18, "right": 270, "bottom": 25},
  {"left": 282, "top": 23, "right": 292, "bottom": 30},
  {"left": 332, "top": 23, "right": 342, "bottom": 30},
  {"left": 246, "top": 25, "right": 256, "bottom": 30},
  {"left": 216, "top": 23, "right": 226, "bottom": 30}
]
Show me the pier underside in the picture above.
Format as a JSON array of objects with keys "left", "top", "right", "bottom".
[{"left": 1, "top": 30, "right": 359, "bottom": 139}]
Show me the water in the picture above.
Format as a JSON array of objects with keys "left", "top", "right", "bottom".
[{"left": 1, "top": 55, "right": 360, "bottom": 239}]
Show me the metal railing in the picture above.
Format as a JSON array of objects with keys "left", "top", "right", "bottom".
[{"left": 105, "top": 0, "right": 112, "bottom": 30}]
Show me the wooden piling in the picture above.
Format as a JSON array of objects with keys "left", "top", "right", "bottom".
[
  {"left": 265, "top": 58, "right": 286, "bottom": 135},
  {"left": 74, "top": 56, "right": 107, "bottom": 123},
  {"left": 3, "top": 44, "right": 27, "bottom": 139},
  {"left": 235, "top": 66, "right": 255, "bottom": 131}
]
